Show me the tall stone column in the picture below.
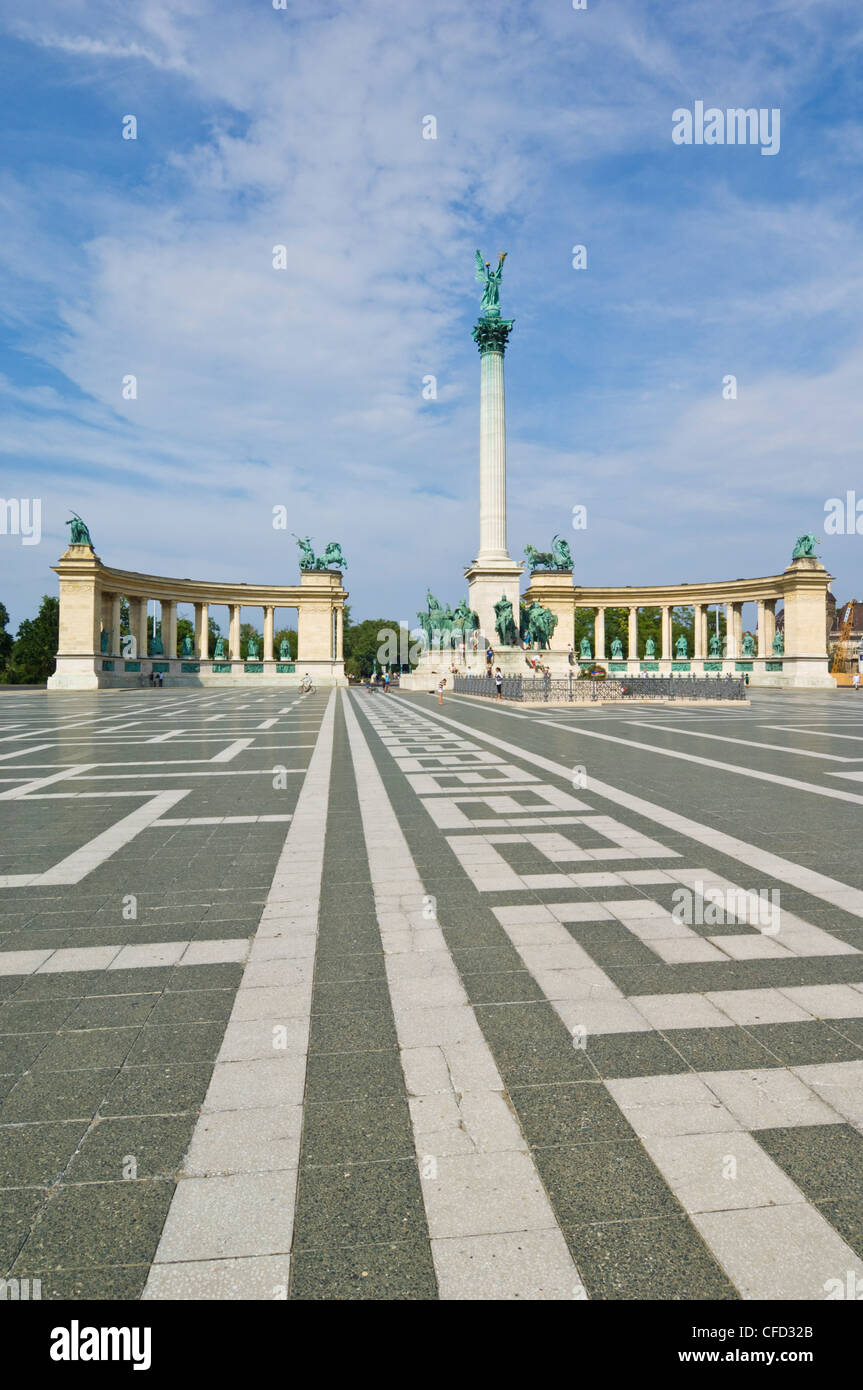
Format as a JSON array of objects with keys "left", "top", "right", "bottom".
[
  {"left": 693, "top": 604, "right": 704, "bottom": 659},
  {"left": 130, "top": 598, "right": 147, "bottom": 659},
  {"left": 756, "top": 600, "right": 765, "bottom": 657},
  {"left": 724, "top": 603, "right": 736, "bottom": 658},
  {"left": 594, "top": 608, "right": 606, "bottom": 661},
  {"left": 661, "top": 607, "right": 671, "bottom": 660},
  {"left": 628, "top": 606, "right": 638, "bottom": 660},
  {"left": 230, "top": 604, "right": 242, "bottom": 661},
  {"left": 764, "top": 599, "right": 777, "bottom": 654},
  {"left": 195, "top": 602, "right": 209, "bottom": 660},
  {"left": 111, "top": 594, "right": 122, "bottom": 655},
  {"left": 733, "top": 603, "right": 743, "bottom": 656},
  {"left": 464, "top": 269, "right": 523, "bottom": 654},
  {"left": 702, "top": 606, "right": 710, "bottom": 658},
  {"left": 335, "top": 606, "right": 343, "bottom": 660},
  {"left": 163, "top": 600, "right": 178, "bottom": 660},
  {"left": 263, "top": 606, "right": 275, "bottom": 662}
]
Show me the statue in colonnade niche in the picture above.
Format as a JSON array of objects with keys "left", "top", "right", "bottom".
[
  {"left": 181, "top": 634, "right": 194, "bottom": 656},
  {"left": 772, "top": 630, "right": 784, "bottom": 655},
  {"left": 100, "top": 629, "right": 112, "bottom": 654},
  {"left": 214, "top": 636, "right": 227, "bottom": 659},
  {"left": 610, "top": 637, "right": 624, "bottom": 659},
  {"left": 148, "top": 632, "right": 163, "bottom": 656},
  {"left": 279, "top": 638, "right": 292, "bottom": 660},
  {"left": 579, "top": 635, "right": 592, "bottom": 660},
  {"left": 708, "top": 632, "right": 723, "bottom": 657},
  {"left": 675, "top": 634, "right": 688, "bottom": 659},
  {"left": 741, "top": 632, "right": 756, "bottom": 656},
  {"left": 247, "top": 635, "right": 260, "bottom": 659},
  {"left": 644, "top": 636, "right": 656, "bottom": 658}
]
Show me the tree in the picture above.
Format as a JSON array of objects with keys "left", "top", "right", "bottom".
[
  {"left": 343, "top": 618, "right": 408, "bottom": 679},
  {"left": 0, "top": 602, "right": 13, "bottom": 676},
  {"left": 5, "top": 596, "right": 59, "bottom": 684}
]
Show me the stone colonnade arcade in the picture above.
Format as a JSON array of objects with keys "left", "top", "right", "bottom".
[
  {"left": 47, "top": 542, "right": 347, "bottom": 689},
  {"left": 523, "top": 553, "right": 833, "bottom": 688}
]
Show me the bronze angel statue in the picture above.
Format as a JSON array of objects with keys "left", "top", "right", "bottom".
[{"left": 475, "top": 250, "right": 507, "bottom": 313}]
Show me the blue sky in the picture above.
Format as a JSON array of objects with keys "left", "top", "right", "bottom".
[{"left": 2, "top": 0, "right": 862, "bottom": 630}]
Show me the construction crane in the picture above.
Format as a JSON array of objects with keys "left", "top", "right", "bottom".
[{"left": 831, "top": 601, "right": 858, "bottom": 685}]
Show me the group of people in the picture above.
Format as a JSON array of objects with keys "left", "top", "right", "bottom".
[{"left": 364, "top": 671, "right": 391, "bottom": 693}]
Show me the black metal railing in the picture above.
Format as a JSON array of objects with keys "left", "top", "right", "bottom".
[{"left": 452, "top": 673, "right": 747, "bottom": 702}]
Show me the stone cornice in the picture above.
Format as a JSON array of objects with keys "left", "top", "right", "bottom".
[{"left": 51, "top": 556, "right": 348, "bottom": 605}]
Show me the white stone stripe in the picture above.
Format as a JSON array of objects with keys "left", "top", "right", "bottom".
[
  {"left": 0, "top": 938, "right": 251, "bottom": 976},
  {"left": 0, "top": 763, "right": 95, "bottom": 800},
  {"left": 397, "top": 697, "right": 863, "bottom": 921},
  {"left": 143, "top": 689, "right": 336, "bottom": 1301},
  {"left": 345, "top": 693, "right": 583, "bottom": 1300},
  {"left": 0, "top": 790, "right": 189, "bottom": 888}
]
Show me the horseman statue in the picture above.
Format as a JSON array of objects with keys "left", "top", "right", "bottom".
[
  {"left": 294, "top": 536, "right": 347, "bottom": 571},
  {"left": 523, "top": 536, "right": 572, "bottom": 572}
]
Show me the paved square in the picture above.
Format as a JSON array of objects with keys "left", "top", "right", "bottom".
[{"left": 2, "top": 684, "right": 863, "bottom": 1300}]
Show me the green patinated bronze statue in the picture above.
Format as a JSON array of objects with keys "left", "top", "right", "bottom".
[
  {"left": 742, "top": 632, "right": 756, "bottom": 656},
  {"left": 294, "top": 536, "right": 347, "bottom": 572},
  {"left": 247, "top": 635, "right": 260, "bottom": 660},
  {"left": 279, "top": 638, "right": 292, "bottom": 660},
  {"left": 772, "top": 630, "right": 784, "bottom": 655},
  {"left": 148, "top": 633, "right": 163, "bottom": 656},
  {"left": 792, "top": 533, "right": 818, "bottom": 560},
  {"left": 214, "top": 636, "right": 227, "bottom": 659},
  {"left": 475, "top": 250, "right": 507, "bottom": 313},
  {"left": 580, "top": 636, "right": 592, "bottom": 660},
  {"left": 675, "top": 634, "right": 688, "bottom": 659},
  {"left": 522, "top": 600, "right": 558, "bottom": 650},
  {"left": 494, "top": 593, "right": 518, "bottom": 647},
  {"left": 100, "top": 628, "right": 112, "bottom": 654},
  {"left": 644, "top": 636, "right": 656, "bottom": 658},
  {"left": 66, "top": 513, "right": 93, "bottom": 547},
  {"left": 181, "top": 634, "right": 194, "bottom": 656},
  {"left": 610, "top": 637, "right": 624, "bottom": 659},
  {"left": 708, "top": 633, "right": 723, "bottom": 657},
  {"left": 524, "top": 536, "right": 573, "bottom": 572}
]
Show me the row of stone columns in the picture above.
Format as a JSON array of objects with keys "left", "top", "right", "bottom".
[
  {"left": 99, "top": 595, "right": 290, "bottom": 661},
  {"left": 581, "top": 600, "right": 780, "bottom": 659}
]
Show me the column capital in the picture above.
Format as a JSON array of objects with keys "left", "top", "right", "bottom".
[{"left": 472, "top": 315, "right": 515, "bottom": 354}]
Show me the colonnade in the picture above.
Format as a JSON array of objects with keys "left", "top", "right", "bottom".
[
  {"left": 49, "top": 543, "right": 348, "bottom": 689},
  {"left": 579, "top": 599, "right": 780, "bottom": 660}
]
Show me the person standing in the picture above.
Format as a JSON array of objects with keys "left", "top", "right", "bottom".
[
  {"left": 437, "top": 676, "right": 447, "bottom": 706},
  {"left": 854, "top": 669, "right": 860, "bottom": 692},
  {"left": 383, "top": 670, "right": 390, "bottom": 693},
  {"left": 494, "top": 666, "right": 503, "bottom": 700},
  {"left": 486, "top": 644, "right": 494, "bottom": 675}
]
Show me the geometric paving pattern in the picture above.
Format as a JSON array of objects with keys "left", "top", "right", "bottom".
[{"left": 2, "top": 685, "right": 863, "bottom": 1298}]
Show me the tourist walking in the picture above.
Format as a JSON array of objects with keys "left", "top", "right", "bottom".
[
  {"left": 854, "top": 670, "right": 860, "bottom": 692},
  {"left": 383, "top": 670, "right": 390, "bottom": 693},
  {"left": 437, "top": 676, "right": 446, "bottom": 705},
  {"left": 486, "top": 644, "right": 494, "bottom": 674},
  {"left": 494, "top": 666, "right": 503, "bottom": 700}
]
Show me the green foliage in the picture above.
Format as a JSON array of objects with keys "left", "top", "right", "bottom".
[
  {"left": 343, "top": 618, "right": 408, "bottom": 679},
  {"left": 0, "top": 602, "right": 13, "bottom": 676},
  {"left": 4, "top": 596, "right": 59, "bottom": 684}
]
